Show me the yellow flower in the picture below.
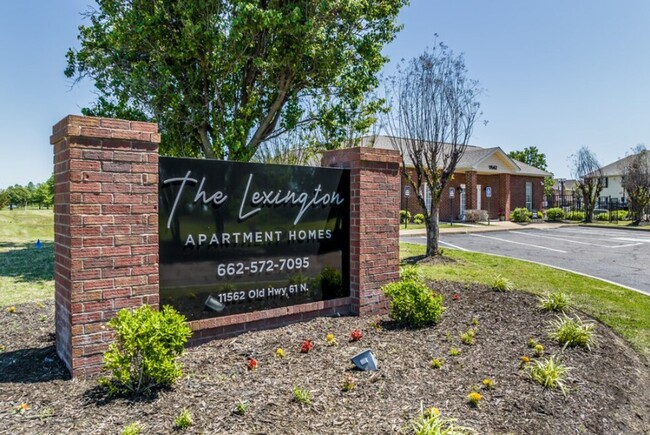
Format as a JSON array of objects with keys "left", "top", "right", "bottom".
[
  {"left": 7, "top": 306, "right": 16, "bottom": 313},
  {"left": 424, "top": 407, "right": 441, "bottom": 418},
  {"left": 326, "top": 333, "right": 338, "bottom": 346},
  {"left": 520, "top": 355, "right": 530, "bottom": 364},
  {"left": 275, "top": 348, "right": 285, "bottom": 358},
  {"left": 482, "top": 378, "right": 495, "bottom": 390},
  {"left": 467, "top": 392, "right": 482, "bottom": 406}
]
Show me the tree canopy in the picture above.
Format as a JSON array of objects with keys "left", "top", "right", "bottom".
[
  {"left": 508, "top": 146, "right": 547, "bottom": 171},
  {"left": 66, "top": 0, "right": 407, "bottom": 161}
]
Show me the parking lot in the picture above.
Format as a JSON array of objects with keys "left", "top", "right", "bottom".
[{"left": 401, "top": 226, "right": 650, "bottom": 295}]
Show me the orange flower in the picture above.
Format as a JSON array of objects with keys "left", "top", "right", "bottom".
[{"left": 350, "top": 329, "right": 362, "bottom": 342}]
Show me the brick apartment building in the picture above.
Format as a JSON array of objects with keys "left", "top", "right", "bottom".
[{"left": 364, "top": 136, "right": 550, "bottom": 221}]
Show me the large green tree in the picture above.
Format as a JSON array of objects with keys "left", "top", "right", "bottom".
[
  {"left": 66, "top": 0, "right": 407, "bottom": 160},
  {"left": 508, "top": 146, "right": 554, "bottom": 196}
]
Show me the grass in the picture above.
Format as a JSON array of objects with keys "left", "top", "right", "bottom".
[
  {"left": 0, "top": 209, "right": 54, "bottom": 306},
  {"left": 401, "top": 243, "right": 650, "bottom": 361},
  {"left": 538, "top": 291, "right": 571, "bottom": 312},
  {"left": 400, "top": 223, "right": 453, "bottom": 231}
]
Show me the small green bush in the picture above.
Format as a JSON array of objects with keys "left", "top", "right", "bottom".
[
  {"left": 615, "top": 210, "right": 629, "bottom": 220},
  {"left": 400, "top": 210, "right": 412, "bottom": 224},
  {"left": 408, "top": 405, "right": 477, "bottom": 435},
  {"left": 382, "top": 278, "right": 444, "bottom": 328},
  {"left": 100, "top": 305, "right": 192, "bottom": 396},
  {"left": 293, "top": 386, "right": 312, "bottom": 406},
  {"left": 596, "top": 212, "right": 609, "bottom": 221},
  {"left": 174, "top": 409, "right": 193, "bottom": 430},
  {"left": 400, "top": 265, "right": 423, "bottom": 282},
  {"left": 528, "top": 355, "right": 569, "bottom": 393},
  {"left": 121, "top": 422, "right": 142, "bottom": 435},
  {"left": 538, "top": 291, "right": 570, "bottom": 312},
  {"left": 565, "top": 211, "right": 585, "bottom": 221},
  {"left": 548, "top": 314, "right": 597, "bottom": 350},
  {"left": 491, "top": 274, "right": 514, "bottom": 292},
  {"left": 413, "top": 213, "right": 425, "bottom": 224},
  {"left": 510, "top": 207, "right": 532, "bottom": 223},
  {"left": 545, "top": 208, "right": 565, "bottom": 222}
]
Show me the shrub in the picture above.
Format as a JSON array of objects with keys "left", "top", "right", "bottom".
[
  {"left": 99, "top": 305, "right": 192, "bottom": 396},
  {"left": 174, "top": 409, "right": 193, "bottom": 430},
  {"left": 565, "top": 211, "right": 585, "bottom": 221},
  {"left": 510, "top": 207, "right": 532, "bottom": 223},
  {"left": 382, "top": 278, "right": 444, "bottom": 328},
  {"left": 596, "top": 212, "right": 609, "bottom": 221},
  {"left": 449, "top": 347, "right": 461, "bottom": 356},
  {"left": 464, "top": 209, "right": 488, "bottom": 223},
  {"left": 430, "top": 358, "right": 444, "bottom": 369},
  {"left": 234, "top": 400, "right": 249, "bottom": 415},
  {"left": 615, "top": 210, "right": 629, "bottom": 220},
  {"left": 292, "top": 386, "right": 312, "bottom": 406},
  {"left": 538, "top": 291, "right": 570, "bottom": 312},
  {"left": 400, "top": 265, "right": 423, "bottom": 282},
  {"left": 121, "top": 422, "right": 142, "bottom": 435},
  {"left": 491, "top": 274, "right": 514, "bottom": 292},
  {"left": 548, "top": 314, "right": 597, "bottom": 350},
  {"left": 413, "top": 213, "right": 425, "bottom": 224},
  {"left": 528, "top": 355, "right": 569, "bottom": 393},
  {"left": 460, "top": 329, "right": 477, "bottom": 346},
  {"left": 408, "top": 405, "right": 477, "bottom": 435},
  {"left": 533, "top": 344, "right": 545, "bottom": 357},
  {"left": 400, "top": 209, "right": 412, "bottom": 224},
  {"left": 545, "top": 208, "right": 565, "bottom": 221}
]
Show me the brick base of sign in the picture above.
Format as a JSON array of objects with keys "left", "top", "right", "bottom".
[{"left": 52, "top": 115, "right": 401, "bottom": 378}]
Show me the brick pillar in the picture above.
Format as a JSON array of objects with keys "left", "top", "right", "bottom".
[
  {"left": 465, "top": 171, "right": 477, "bottom": 210},
  {"left": 499, "top": 173, "right": 511, "bottom": 219},
  {"left": 322, "top": 147, "right": 400, "bottom": 315},
  {"left": 51, "top": 115, "right": 160, "bottom": 377}
]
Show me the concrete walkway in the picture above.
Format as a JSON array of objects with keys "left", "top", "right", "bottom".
[{"left": 400, "top": 221, "right": 567, "bottom": 236}]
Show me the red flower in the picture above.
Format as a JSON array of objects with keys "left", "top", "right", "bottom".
[
  {"left": 300, "top": 339, "right": 314, "bottom": 353},
  {"left": 350, "top": 329, "right": 363, "bottom": 342},
  {"left": 247, "top": 357, "right": 258, "bottom": 370},
  {"left": 453, "top": 294, "right": 460, "bottom": 301}
]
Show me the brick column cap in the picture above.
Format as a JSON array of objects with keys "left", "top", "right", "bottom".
[
  {"left": 51, "top": 115, "right": 161, "bottom": 145},
  {"left": 321, "top": 147, "right": 401, "bottom": 167}
]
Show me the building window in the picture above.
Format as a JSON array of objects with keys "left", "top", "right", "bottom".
[{"left": 525, "top": 182, "right": 532, "bottom": 211}]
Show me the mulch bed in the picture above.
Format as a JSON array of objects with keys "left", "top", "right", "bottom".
[{"left": 1, "top": 281, "right": 649, "bottom": 434}]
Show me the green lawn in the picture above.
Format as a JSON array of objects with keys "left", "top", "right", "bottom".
[
  {"left": 0, "top": 209, "right": 54, "bottom": 305},
  {"left": 399, "top": 223, "right": 453, "bottom": 231},
  {"left": 401, "top": 243, "right": 650, "bottom": 361}
]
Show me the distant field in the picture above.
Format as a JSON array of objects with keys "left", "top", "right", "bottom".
[{"left": 0, "top": 209, "right": 54, "bottom": 305}]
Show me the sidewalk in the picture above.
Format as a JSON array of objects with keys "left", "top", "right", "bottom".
[{"left": 400, "top": 220, "right": 567, "bottom": 236}]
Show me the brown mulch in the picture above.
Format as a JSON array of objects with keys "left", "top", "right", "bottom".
[{"left": 1, "top": 282, "right": 649, "bottom": 435}]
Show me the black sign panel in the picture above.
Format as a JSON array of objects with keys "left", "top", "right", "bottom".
[{"left": 159, "top": 157, "right": 350, "bottom": 321}]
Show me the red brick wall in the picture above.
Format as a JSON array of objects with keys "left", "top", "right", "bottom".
[
  {"left": 510, "top": 175, "right": 545, "bottom": 212},
  {"left": 51, "top": 115, "right": 160, "bottom": 377},
  {"left": 322, "top": 147, "right": 401, "bottom": 315}
]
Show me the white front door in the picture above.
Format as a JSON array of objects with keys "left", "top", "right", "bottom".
[
  {"left": 525, "top": 182, "right": 532, "bottom": 211},
  {"left": 460, "top": 189, "right": 466, "bottom": 219},
  {"left": 476, "top": 184, "right": 482, "bottom": 210}
]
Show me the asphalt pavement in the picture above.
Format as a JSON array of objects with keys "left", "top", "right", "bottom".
[{"left": 401, "top": 225, "right": 650, "bottom": 295}]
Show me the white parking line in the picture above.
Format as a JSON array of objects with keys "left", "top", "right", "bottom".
[
  {"left": 614, "top": 237, "right": 650, "bottom": 243},
  {"left": 515, "top": 231, "right": 641, "bottom": 249},
  {"left": 439, "top": 240, "right": 471, "bottom": 252},
  {"left": 469, "top": 233, "right": 567, "bottom": 253}
]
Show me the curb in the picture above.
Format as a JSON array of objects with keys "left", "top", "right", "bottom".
[{"left": 578, "top": 223, "right": 650, "bottom": 232}]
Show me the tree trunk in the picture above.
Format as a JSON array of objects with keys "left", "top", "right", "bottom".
[
  {"left": 198, "top": 124, "right": 216, "bottom": 159},
  {"left": 425, "top": 203, "right": 441, "bottom": 256}
]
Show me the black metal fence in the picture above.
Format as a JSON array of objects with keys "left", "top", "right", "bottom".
[{"left": 544, "top": 193, "right": 629, "bottom": 222}]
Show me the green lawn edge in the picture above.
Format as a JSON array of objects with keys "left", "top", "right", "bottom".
[{"left": 401, "top": 242, "right": 650, "bottom": 362}]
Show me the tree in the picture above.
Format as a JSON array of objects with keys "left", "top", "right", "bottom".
[
  {"left": 571, "top": 146, "right": 604, "bottom": 223},
  {"left": 621, "top": 145, "right": 650, "bottom": 225},
  {"left": 6, "top": 185, "right": 31, "bottom": 209},
  {"left": 508, "top": 146, "right": 554, "bottom": 196},
  {"left": 386, "top": 39, "right": 482, "bottom": 257},
  {"left": 66, "top": 0, "right": 407, "bottom": 161},
  {"left": 33, "top": 176, "right": 55, "bottom": 209},
  {"left": 0, "top": 189, "right": 8, "bottom": 210},
  {"left": 508, "top": 146, "right": 547, "bottom": 171}
]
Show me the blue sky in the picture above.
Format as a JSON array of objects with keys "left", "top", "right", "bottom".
[{"left": 2, "top": 0, "right": 650, "bottom": 188}]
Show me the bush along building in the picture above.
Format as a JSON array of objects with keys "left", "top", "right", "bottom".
[{"left": 365, "top": 136, "right": 551, "bottom": 222}]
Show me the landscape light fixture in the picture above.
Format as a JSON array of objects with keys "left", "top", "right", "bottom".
[
  {"left": 350, "top": 349, "right": 378, "bottom": 371},
  {"left": 204, "top": 295, "right": 225, "bottom": 312}
]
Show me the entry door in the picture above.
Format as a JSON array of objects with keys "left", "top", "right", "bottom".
[
  {"left": 476, "top": 184, "right": 482, "bottom": 210},
  {"left": 460, "top": 189, "right": 466, "bottom": 219},
  {"left": 525, "top": 182, "right": 532, "bottom": 211}
]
